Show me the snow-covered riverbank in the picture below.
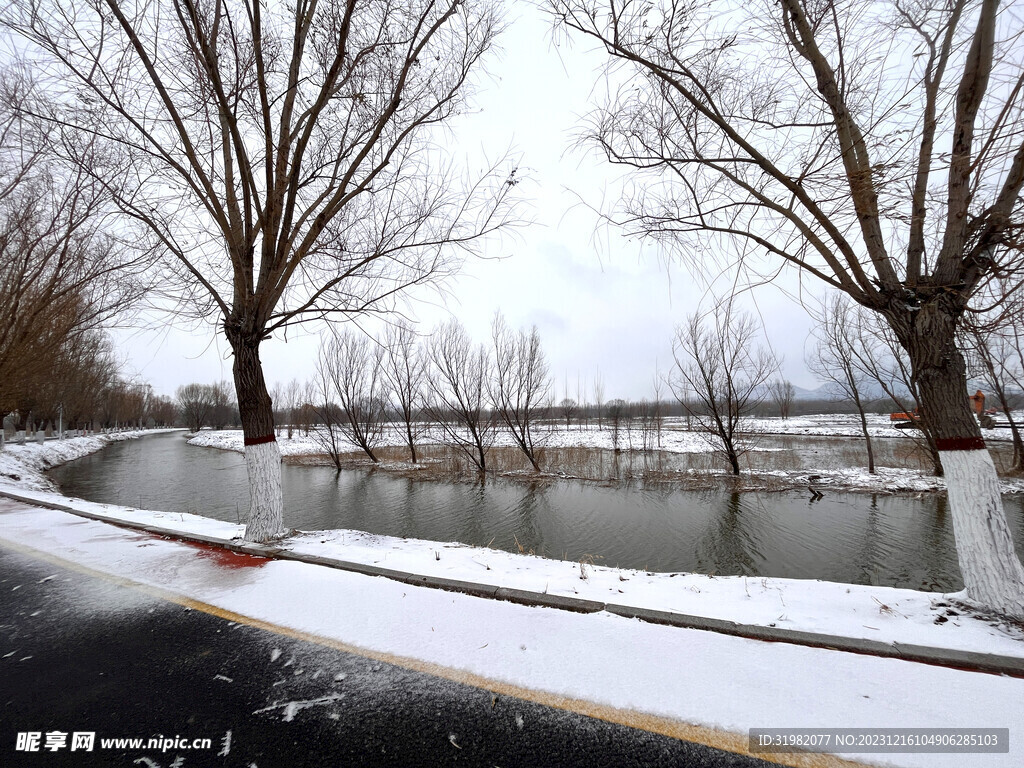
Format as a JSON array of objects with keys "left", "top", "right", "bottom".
[
  {"left": 0, "top": 429, "right": 185, "bottom": 493},
  {"left": 188, "top": 414, "right": 937, "bottom": 457},
  {"left": 187, "top": 418, "right": 1024, "bottom": 495}
]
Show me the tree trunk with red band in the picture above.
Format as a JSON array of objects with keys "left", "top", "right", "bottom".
[{"left": 887, "top": 299, "right": 1024, "bottom": 617}]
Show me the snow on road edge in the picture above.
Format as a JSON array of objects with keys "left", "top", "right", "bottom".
[
  {"left": 3, "top": 484, "right": 1022, "bottom": 661},
  {"left": 0, "top": 501, "right": 1020, "bottom": 768}
]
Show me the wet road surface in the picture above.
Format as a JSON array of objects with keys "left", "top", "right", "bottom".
[{"left": 0, "top": 542, "right": 773, "bottom": 768}]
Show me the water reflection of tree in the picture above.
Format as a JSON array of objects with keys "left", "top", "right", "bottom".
[
  {"left": 918, "top": 495, "right": 959, "bottom": 592},
  {"left": 325, "top": 470, "right": 381, "bottom": 533},
  {"left": 693, "top": 491, "right": 767, "bottom": 577},
  {"left": 506, "top": 480, "right": 548, "bottom": 557},
  {"left": 394, "top": 477, "right": 425, "bottom": 541},
  {"left": 852, "top": 493, "right": 959, "bottom": 592},
  {"left": 456, "top": 476, "right": 492, "bottom": 548},
  {"left": 852, "top": 494, "right": 882, "bottom": 587}
]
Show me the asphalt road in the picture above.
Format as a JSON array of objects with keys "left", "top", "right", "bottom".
[{"left": 0, "top": 541, "right": 774, "bottom": 768}]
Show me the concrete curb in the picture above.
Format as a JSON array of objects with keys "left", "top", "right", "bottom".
[{"left": 3, "top": 488, "right": 1023, "bottom": 679}]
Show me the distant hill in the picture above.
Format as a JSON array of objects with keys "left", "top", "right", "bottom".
[{"left": 791, "top": 381, "right": 906, "bottom": 401}]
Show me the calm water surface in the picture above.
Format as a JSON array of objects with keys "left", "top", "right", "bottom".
[{"left": 49, "top": 432, "right": 1024, "bottom": 592}]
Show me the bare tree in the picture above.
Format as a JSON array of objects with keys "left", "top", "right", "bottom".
[
  {"left": 269, "top": 382, "right": 285, "bottom": 438},
  {"left": 292, "top": 381, "right": 318, "bottom": 437},
  {"left": 959, "top": 287, "right": 1024, "bottom": 471},
  {"left": 0, "top": 72, "right": 147, "bottom": 416},
  {"left": 176, "top": 383, "right": 215, "bottom": 433},
  {"left": 150, "top": 395, "right": 178, "bottom": 427},
  {"left": 770, "top": 381, "right": 796, "bottom": 421},
  {"left": 208, "top": 381, "right": 235, "bottom": 430},
  {"left": 21, "top": 327, "right": 113, "bottom": 432},
  {"left": 308, "top": 372, "right": 347, "bottom": 471},
  {"left": 550, "top": 0, "right": 1024, "bottom": 615},
  {"left": 850, "top": 307, "right": 944, "bottom": 476},
  {"left": 5, "top": 0, "right": 519, "bottom": 541},
  {"left": 592, "top": 368, "right": 605, "bottom": 429},
  {"left": 281, "top": 379, "right": 303, "bottom": 440},
  {"left": 381, "top": 321, "right": 426, "bottom": 464},
  {"left": 490, "top": 313, "right": 551, "bottom": 471},
  {"left": 425, "top": 319, "right": 493, "bottom": 472},
  {"left": 606, "top": 398, "right": 627, "bottom": 452},
  {"left": 670, "top": 305, "right": 778, "bottom": 475},
  {"left": 559, "top": 396, "right": 578, "bottom": 430},
  {"left": 961, "top": 326, "right": 1022, "bottom": 468},
  {"left": 807, "top": 296, "right": 879, "bottom": 474},
  {"left": 319, "top": 332, "right": 387, "bottom": 463},
  {"left": 636, "top": 398, "right": 655, "bottom": 452},
  {"left": 651, "top": 370, "right": 664, "bottom": 448}
]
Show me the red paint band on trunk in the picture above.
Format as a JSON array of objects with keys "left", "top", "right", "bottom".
[
  {"left": 935, "top": 437, "right": 987, "bottom": 451},
  {"left": 243, "top": 433, "right": 277, "bottom": 446}
]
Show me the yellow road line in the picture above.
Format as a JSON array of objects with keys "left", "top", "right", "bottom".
[{"left": 0, "top": 534, "right": 873, "bottom": 768}]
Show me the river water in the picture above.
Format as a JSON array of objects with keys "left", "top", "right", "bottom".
[{"left": 49, "top": 432, "right": 1024, "bottom": 592}]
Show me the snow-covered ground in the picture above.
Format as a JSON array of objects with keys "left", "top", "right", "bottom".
[
  {"left": 188, "top": 413, "right": 1023, "bottom": 458},
  {"left": 0, "top": 494, "right": 1021, "bottom": 768},
  {"left": 697, "top": 466, "right": 1024, "bottom": 495},
  {"left": 5, "top": 485, "right": 1022, "bottom": 660},
  {"left": 0, "top": 429, "right": 185, "bottom": 493},
  {"left": 741, "top": 412, "right": 1018, "bottom": 441},
  {"left": 187, "top": 415, "right": 1024, "bottom": 494}
]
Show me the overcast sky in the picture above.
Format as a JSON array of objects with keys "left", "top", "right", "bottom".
[{"left": 113, "top": 2, "right": 825, "bottom": 401}]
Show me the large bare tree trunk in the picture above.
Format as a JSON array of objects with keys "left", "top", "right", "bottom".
[
  {"left": 892, "top": 302, "right": 1024, "bottom": 616},
  {"left": 230, "top": 335, "right": 285, "bottom": 542}
]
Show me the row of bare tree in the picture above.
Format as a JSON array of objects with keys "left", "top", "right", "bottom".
[
  {"left": 304, "top": 315, "right": 550, "bottom": 472},
  {"left": 4, "top": 329, "right": 176, "bottom": 435},
  {"left": 0, "top": 71, "right": 151, "bottom": 426},
  {"left": 175, "top": 382, "right": 237, "bottom": 433}
]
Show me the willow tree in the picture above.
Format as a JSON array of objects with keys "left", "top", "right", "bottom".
[
  {"left": 0, "top": 72, "right": 146, "bottom": 417},
  {"left": 4, "top": 0, "right": 517, "bottom": 540},
  {"left": 551, "top": 0, "right": 1024, "bottom": 616}
]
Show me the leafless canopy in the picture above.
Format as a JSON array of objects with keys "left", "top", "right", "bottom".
[
  {"left": 176, "top": 383, "right": 216, "bottom": 432},
  {"left": 769, "top": 380, "right": 796, "bottom": 420},
  {"left": 550, "top": 0, "right": 1024, "bottom": 312},
  {"left": 490, "top": 313, "right": 551, "bottom": 471},
  {"left": 3, "top": 0, "right": 518, "bottom": 335},
  {"left": 0, "top": 70, "right": 148, "bottom": 414},
  {"left": 381, "top": 320, "right": 426, "bottom": 463},
  {"left": 670, "top": 304, "right": 778, "bottom": 474},
  {"left": 318, "top": 330, "right": 387, "bottom": 462},
  {"left": 806, "top": 295, "right": 879, "bottom": 472},
  {"left": 425, "top": 318, "right": 493, "bottom": 472},
  {"left": 959, "top": 280, "right": 1024, "bottom": 469}
]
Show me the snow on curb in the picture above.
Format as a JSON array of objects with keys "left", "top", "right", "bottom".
[
  {"left": 4, "top": 485, "right": 1022, "bottom": 663},
  {"left": 0, "top": 429, "right": 185, "bottom": 492},
  {"left": 3, "top": 497, "right": 1021, "bottom": 768}
]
